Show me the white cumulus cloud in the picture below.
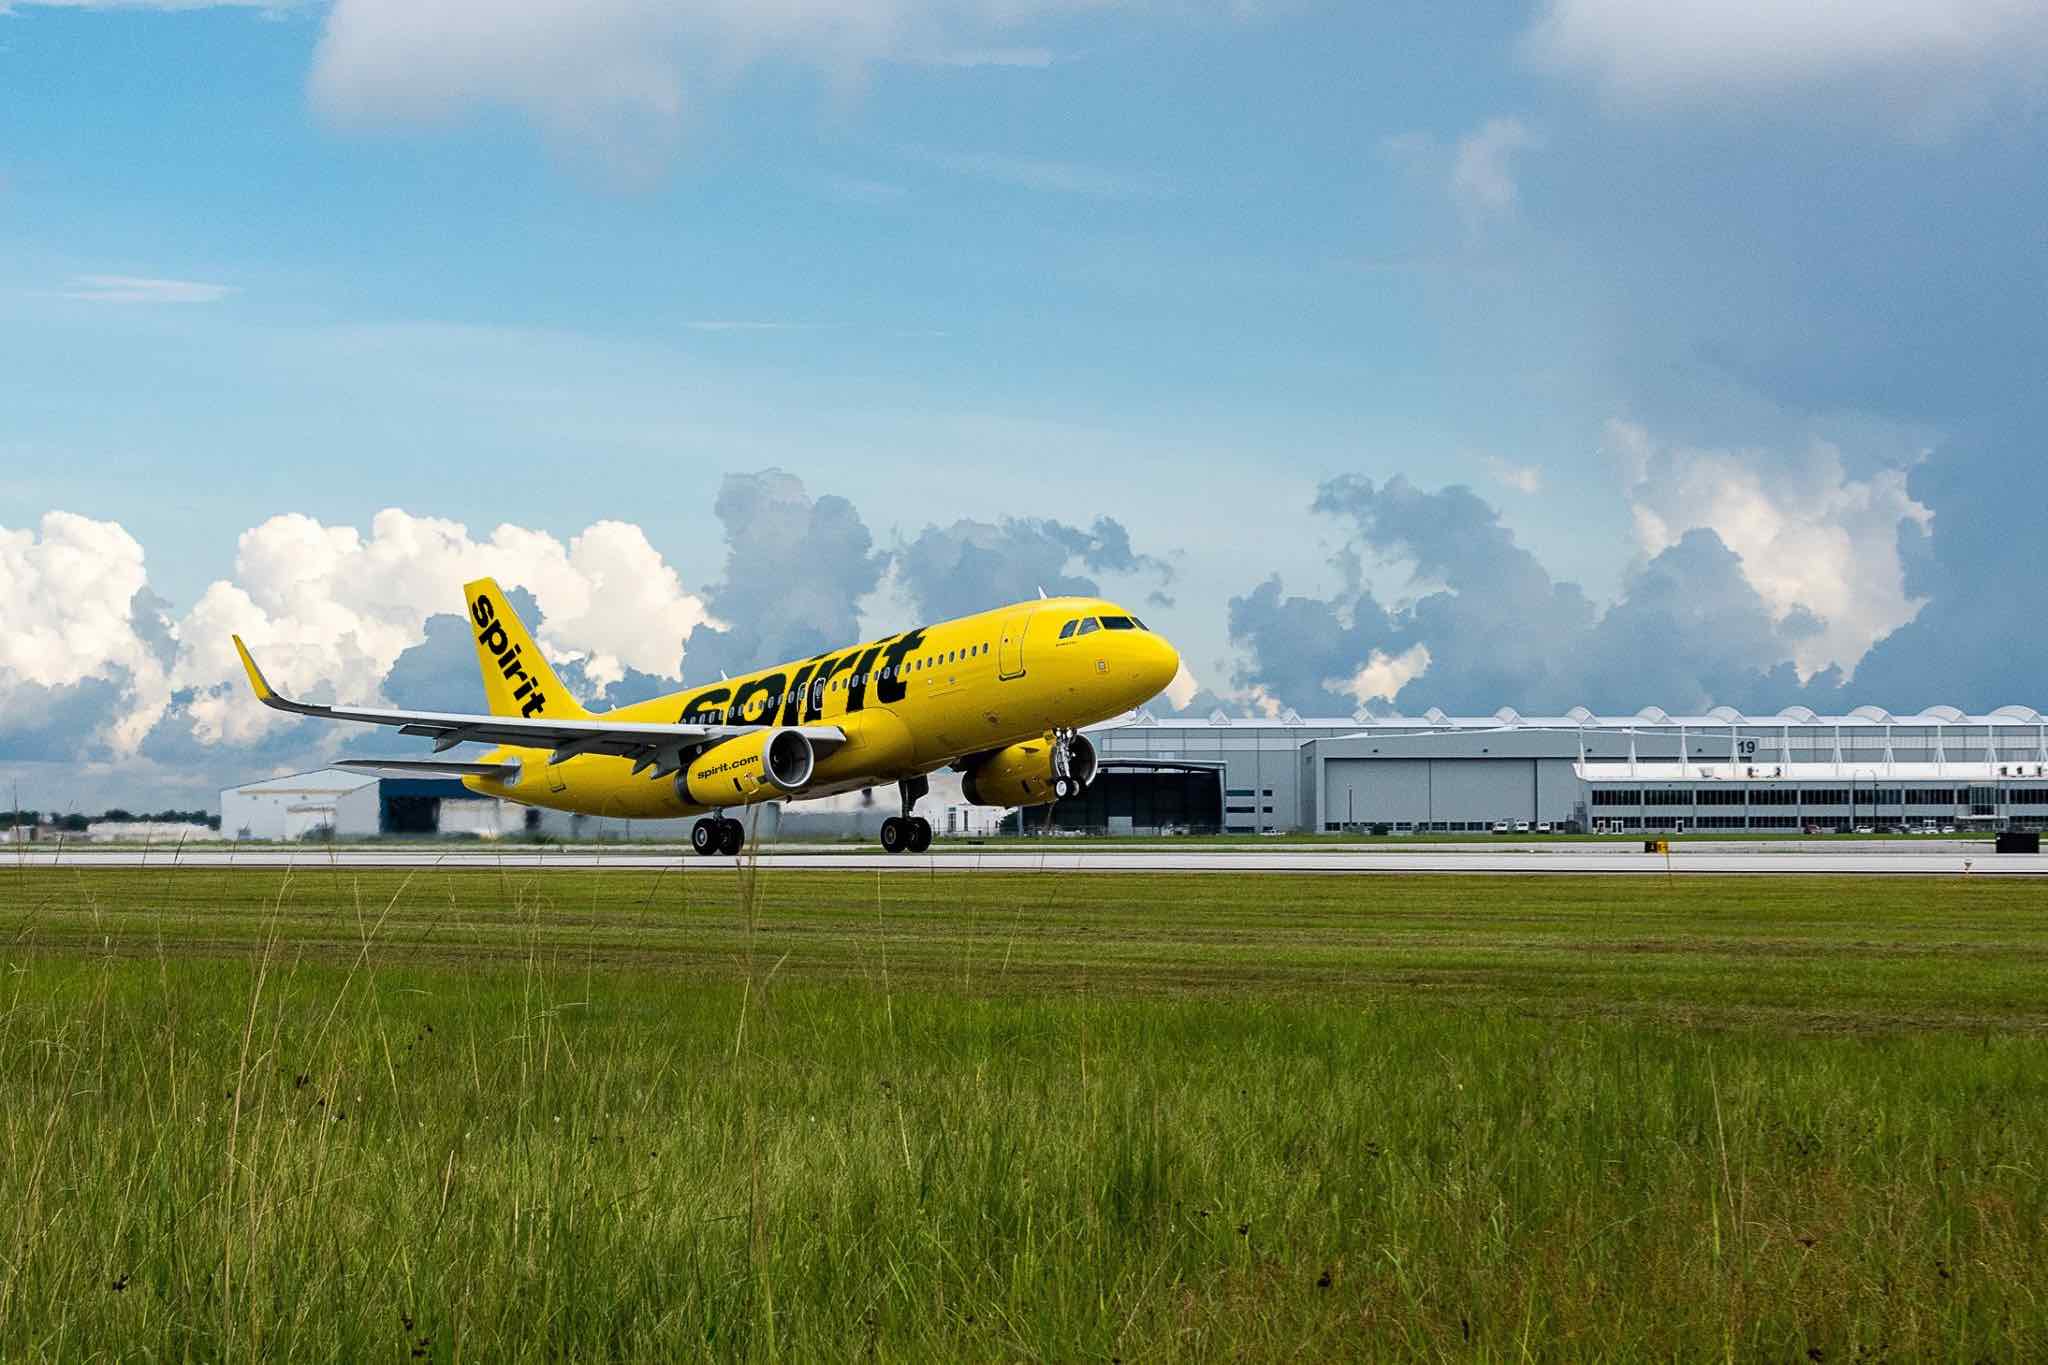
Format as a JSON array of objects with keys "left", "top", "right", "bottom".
[
  {"left": 1482, "top": 456, "right": 1544, "bottom": 495},
  {"left": 0, "top": 512, "right": 169, "bottom": 754},
  {"left": 1607, "top": 419, "right": 1932, "bottom": 681},
  {"left": 1330, "top": 643, "right": 1432, "bottom": 707},
  {"left": 1450, "top": 116, "right": 1540, "bottom": 228},
  {"left": 1524, "top": 0, "right": 2048, "bottom": 132},
  {"left": 308, "top": 0, "right": 1163, "bottom": 172},
  {"left": 0, "top": 509, "right": 712, "bottom": 758}
]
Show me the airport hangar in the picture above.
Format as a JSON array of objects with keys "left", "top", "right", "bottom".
[{"left": 1055, "top": 704, "right": 2048, "bottom": 835}]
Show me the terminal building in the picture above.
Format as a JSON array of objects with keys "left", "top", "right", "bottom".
[{"left": 1064, "top": 705, "right": 2048, "bottom": 835}]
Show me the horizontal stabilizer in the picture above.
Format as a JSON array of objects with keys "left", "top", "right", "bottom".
[{"left": 335, "top": 759, "right": 523, "bottom": 781}]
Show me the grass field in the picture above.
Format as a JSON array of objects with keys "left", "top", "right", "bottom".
[{"left": 3, "top": 865, "right": 2045, "bottom": 1360}]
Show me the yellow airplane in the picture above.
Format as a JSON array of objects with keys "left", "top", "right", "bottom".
[{"left": 234, "top": 578, "right": 1180, "bottom": 855}]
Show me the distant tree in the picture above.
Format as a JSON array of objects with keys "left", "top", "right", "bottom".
[
  {"left": 142, "top": 809, "right": 216, "bottom": 826},
  {"left": 56, "top": 814, "right": 88, "bottom": 832},
  {"left": 101, "top": 808, "right": 135, "bottom": 822},
  {"left": 0, "top": 810, "right": 38, "bottom": 828}
]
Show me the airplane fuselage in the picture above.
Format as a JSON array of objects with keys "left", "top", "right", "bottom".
[{"left": 461, "top": 596, "right": 1179, "bottom": 819}]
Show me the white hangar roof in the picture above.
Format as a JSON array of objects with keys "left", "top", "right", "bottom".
[{"left": 224, "top": 769, "right": 381, "bottom": 796}]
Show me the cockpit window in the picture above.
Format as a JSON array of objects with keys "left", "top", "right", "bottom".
[
  {"left": 1058, "top": 619, "right": 1078, "bottom": 640},
  {"left": 1076, "top": 618, "right": 1101, "bottom": 636},
  {"left": 1099, "top": 615, "right": 1136, "bottom": 630}
]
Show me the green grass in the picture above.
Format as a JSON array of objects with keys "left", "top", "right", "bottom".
[{"left": 2, "top": 868, "right": 2045, "bottom": 1360}]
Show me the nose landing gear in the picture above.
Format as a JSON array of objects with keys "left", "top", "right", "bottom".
[
  {"left": 880, "top": 775, "right": 933, "bottom": 854},
  {"left": 690, "top": 814, "right": 745, "bottom": 857},
  {"left": 1050, "top": 728, "right": 1090, "bottom": 801}
]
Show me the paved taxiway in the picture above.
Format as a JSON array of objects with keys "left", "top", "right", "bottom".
[{"left": 13, "top": 844, "right": 2044, "bottom": 875}]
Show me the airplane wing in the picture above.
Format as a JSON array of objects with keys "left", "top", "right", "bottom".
[
  {"left": 333, "top": 759, "right": 525, "bottom": 781},
  {"left": 233, "top": 636, "right": 847, "bottom": 779}
]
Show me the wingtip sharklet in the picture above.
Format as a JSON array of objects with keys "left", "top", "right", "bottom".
[{"left": 231, "top": 635, "right": 277, "bottom": 704}]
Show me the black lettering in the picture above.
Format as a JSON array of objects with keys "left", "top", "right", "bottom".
[
  {"left": 499, "top": 643, "right": 523, "bottom": 674},
  {"left": 844, "top": 644, "right": 886, "bottom": 713},
  {"left": 513, "top": 675, "right": 535, "bottom": 699},
  {"left": 803, "top": 654, "right": 856, "bottom": 723},
  {"left": 470, "top": 595, "right": 495, "bottom": 628},
  {"left": 730, "top": 673, "right": 786, "bottom": 727},
  {"left": 479, "top": 621, "right": 509, "bottom": 655},
  {"left": 681, "top": 687, "right": 731, "bottom": 725},
  {"left": 521, "top": 693, "right": 546, "bottom": 718},
  {"left": 779, "top": 655, "right": 827, "bottom": 726},
  {"left": 875, "top": 629, "right": 927, "bottom": 705}
]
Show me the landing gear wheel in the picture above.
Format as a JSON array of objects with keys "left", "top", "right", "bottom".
[
  {"left": 717, "top": 818, "right": 744, "bottom": 856},
  {"left": 880, "top": 817, "right": 908, "bottom": 854},
  {"left": 691, "top": 818, "right": 719, "bottom": 857},
  {"left": 1054, "top": 777, "right": 1078, "bottom": 800},
  {"left": 906, "top": 817, "right": 932, "bottom": 853}
]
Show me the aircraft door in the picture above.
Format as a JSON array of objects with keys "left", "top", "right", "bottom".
[{"left": 998, "top": 611, "right": 1030, "bottom": 680}]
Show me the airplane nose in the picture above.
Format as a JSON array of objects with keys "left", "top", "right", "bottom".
[{"left": 1140, "top": 632, "right": 1180, "bottom": 699}]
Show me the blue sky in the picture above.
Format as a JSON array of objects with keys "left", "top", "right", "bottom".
[{"left": 3, "top": 0, "right": 2045, "bottom": 809}]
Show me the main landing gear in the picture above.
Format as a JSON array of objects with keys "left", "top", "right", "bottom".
[
  {"left": 690, "top": 814, "right": 745, "bottom": 857},
  {"left": 879, "top": 775, "right": 933, "bottom": 854}
]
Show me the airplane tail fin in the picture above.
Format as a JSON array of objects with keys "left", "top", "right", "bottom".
[{"left": 462, "top": 578, "right": 588, "bottom": 721}]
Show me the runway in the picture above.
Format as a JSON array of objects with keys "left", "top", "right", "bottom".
[{"left": 12, "top": 843, "right": 2045, "bottom": 875}]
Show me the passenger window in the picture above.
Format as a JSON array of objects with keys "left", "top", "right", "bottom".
[{"left": 1077, "top": 618, "right": 1100, "bottom": 636}]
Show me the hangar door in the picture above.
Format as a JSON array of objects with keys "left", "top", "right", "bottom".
[
  {"left": 1324, "top": 758, "right": 1545, "bottom": 828},
  {"left": 1008, "top": 763, "right": 1223, "bottom": 834}
]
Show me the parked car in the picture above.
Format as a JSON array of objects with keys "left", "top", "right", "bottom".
[
  {"left": 1534, "top": 822, "right": 1553, "bottom": 834},
  {"left": 1514, "top": 820, "right": 1530, "bottom": 833},
  {"left": 1491, "top": 821, "right": 1510, "bottom": 834},
  {"left": 1940, "top": 824, "right": 1957, "bottom": 834}
]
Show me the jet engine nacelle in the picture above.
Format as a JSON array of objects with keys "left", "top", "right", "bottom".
[
  {"left": 961, "top": 733, "right": 1097, "bottom": 808},
  {"left": 679, "top": 728, "right": 816, "bottom": 808}
]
